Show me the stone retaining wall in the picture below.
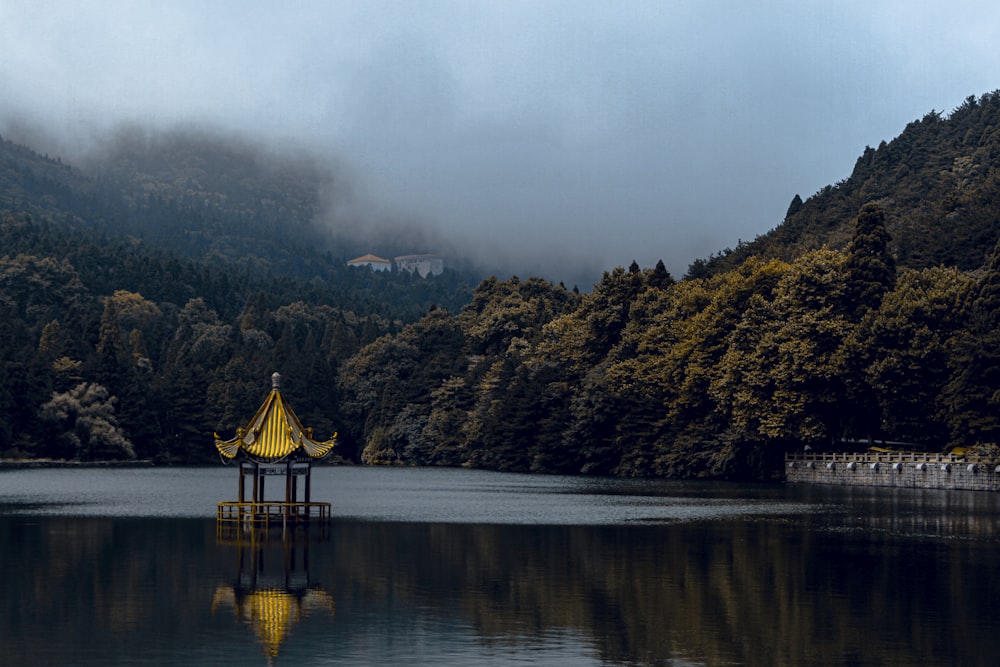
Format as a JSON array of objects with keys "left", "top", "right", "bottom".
[{"left": 785, "top": 454, "right": 1000, "bottom": 491}]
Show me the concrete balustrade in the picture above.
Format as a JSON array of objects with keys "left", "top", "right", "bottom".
[{"left": 785, "top": 452, "right": 1000, "bottom": 491}]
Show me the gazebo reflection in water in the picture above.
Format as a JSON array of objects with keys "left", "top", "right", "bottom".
[
  {"left": 213, "top": 522, "right": 335, "bottom": 664},
  {"left": 212, "top": 372, "right": 337, "bottom": 663}
]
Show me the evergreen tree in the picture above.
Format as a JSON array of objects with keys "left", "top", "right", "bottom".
[
  {"left": 647, "top": 259, "right": 675, "bottom": 290},
  {"left": 843, "top": 203, "right": 897, "bottom": 319},
  {"left": 785, "top": 194, "right": 803, "bottom": 218}
]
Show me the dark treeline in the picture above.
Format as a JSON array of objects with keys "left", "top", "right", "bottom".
[
  {"left": 0, "top": 210, "right": 472, "bottom": 463},
  {"left": 4, "top": 93, "right": 1000, "bottom": 476}
]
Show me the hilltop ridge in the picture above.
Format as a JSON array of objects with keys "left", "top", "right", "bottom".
[{"left": 690, "top": 91, "right": 1000, "bottom": 277}]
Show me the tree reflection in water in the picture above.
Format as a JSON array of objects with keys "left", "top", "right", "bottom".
[{"left": 1, "top": 510, "right": 997, "bottom": 666}]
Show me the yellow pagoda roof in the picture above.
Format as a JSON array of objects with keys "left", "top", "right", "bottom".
[{"left": 215, "top": 372, "right": 337, "bottom": 462}]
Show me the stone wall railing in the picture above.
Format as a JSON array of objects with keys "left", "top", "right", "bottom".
[{"left": 785, "top": 453, "right": 1000, "bottom": 492}]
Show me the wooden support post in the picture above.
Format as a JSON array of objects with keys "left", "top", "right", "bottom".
[
  {"left": 252, "top": 462, "right": 259, "bottom": 503},
  {"left": 285, "top": 464, "right": 293, "bottom": 521},
  {"left": 305, "top": 465, "right": 312, "bottom": 518}
]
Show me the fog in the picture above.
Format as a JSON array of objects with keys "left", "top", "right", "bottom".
[{"left": 2, "top": 1, "right": 998, "bottom": 286}]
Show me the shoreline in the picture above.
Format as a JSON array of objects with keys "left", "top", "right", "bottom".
[
  {"left": 0, "top": 457, "right": 352, "bottom": 469},
  {"left": 0, "top": 459, "right": 155, "bottom": 469}
]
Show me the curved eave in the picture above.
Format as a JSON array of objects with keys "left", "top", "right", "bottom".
[
  {"left": 301, "top": 437, "right": 337, "bottom": 459},
  {"left": 216, "top": 437, "right": 242, "bottom": 460}
]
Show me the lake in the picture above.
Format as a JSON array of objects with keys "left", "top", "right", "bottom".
[{"left": 1, "top": 465, "right": 998, "bottom": 666}]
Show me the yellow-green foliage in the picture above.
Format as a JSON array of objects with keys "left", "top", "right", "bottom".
[{"left": 340, "top": 208, "right": 1000, "bottom": 478}]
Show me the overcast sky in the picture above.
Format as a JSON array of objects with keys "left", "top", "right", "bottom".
[{"left": 2, "top": 1, "right": 999, "bottom": 285}]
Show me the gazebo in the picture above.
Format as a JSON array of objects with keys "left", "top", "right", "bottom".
[{"left": 215, "top": 372, "right": 337, "bottom": 526}]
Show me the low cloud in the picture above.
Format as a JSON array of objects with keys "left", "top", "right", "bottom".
[{"left": 3, "top": 2, "right": 999, "bottom": 286}]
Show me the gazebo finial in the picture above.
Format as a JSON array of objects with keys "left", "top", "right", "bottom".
[{"left": 271, "top": 371, "right": 282, "bottom": 390}]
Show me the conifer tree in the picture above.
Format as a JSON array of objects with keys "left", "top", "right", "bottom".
[
  {"left": 785, "top": 194, "right": 803, "bottom": 218},
  {"left": 843, "top": 203, "right": 896, "bottom": 319},
  {"left": 648, "top": 259, "right": 675, "bottom": 290}
]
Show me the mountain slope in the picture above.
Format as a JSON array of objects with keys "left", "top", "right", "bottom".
[
  {"left": 691, "top": 91, "right": 1000, "bottom": 277},
  {"left": 0, "top": 127, "right": 477, "bottom": 317}
]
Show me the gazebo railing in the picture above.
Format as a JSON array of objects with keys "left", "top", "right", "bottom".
[{"left": 217, "top": 501, "right": 331, "bottom": 526}]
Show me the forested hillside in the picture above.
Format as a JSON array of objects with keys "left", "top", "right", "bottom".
[
  {"left": 344, "top": 207, "right": 1000, "bottom": 478},
  {"left": 0, "top": 131, "right": 475, "bottom": 462},
  {"left": 1, "top": 127, "right": 472, "bottom": 284},
  {"left": 692, "top": 91, "right": 1000, "bottom": 277},
  {"left": 4, "top": 92, "right": 1000, "bottom": 477}
]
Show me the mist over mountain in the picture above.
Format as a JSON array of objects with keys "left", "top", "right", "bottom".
[
  {"left": 8, "top": 86, "right": 1000, "bottom": 291},
  {"left": 4, "top": 3, "right": 999, "bottom": 291},
  {"left": 1, "top": 118, "right": 609, "bottom": 288}
]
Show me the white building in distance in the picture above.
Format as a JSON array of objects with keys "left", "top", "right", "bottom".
[
  {"left": 394, "top": 254, "right": 444, "bottom": 277},
  {"left": 346, "top": 253, "right": 392, "bottom": 271}
]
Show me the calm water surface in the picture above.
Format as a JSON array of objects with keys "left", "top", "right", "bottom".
[{"left": 1, "top": 466, "right": 998, "bottom": 666}]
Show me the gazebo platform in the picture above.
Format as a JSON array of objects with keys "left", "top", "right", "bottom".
[{"left": 216, "top": 501, "right": 331, "bottom": 526}]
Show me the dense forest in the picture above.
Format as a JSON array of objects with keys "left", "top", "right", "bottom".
[
  {"left": 0, "top": 129, "right": 476, "bottom": 462},
  {"left": 4, "top": 91, "right": 1000, "bottom": 478}
]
